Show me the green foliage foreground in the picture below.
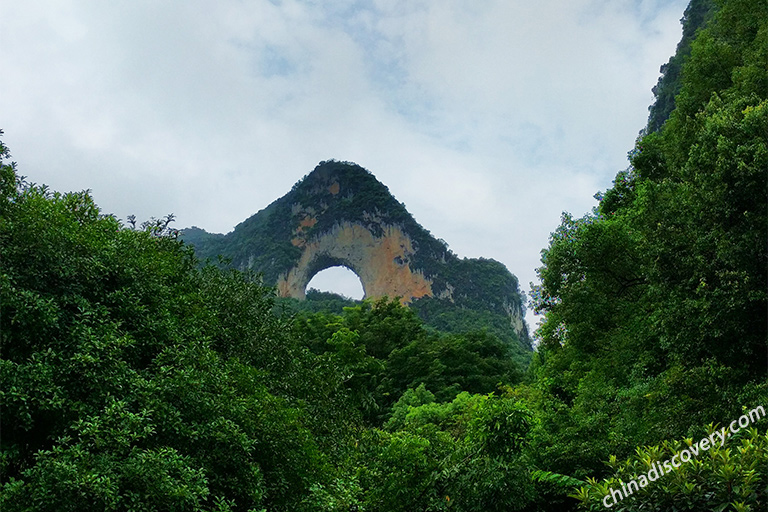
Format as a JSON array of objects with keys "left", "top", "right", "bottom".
[
  {"left": 1, "top": 1, "right": 767, "bottom": 510},
  {"left": 0, "top": 138, "right": 346, "bottom": 510},
  {"left": 0, "top": 134, "right": 534, "bottom": 511},
  {"left": 525, "top": 0, "right": 768, "bottom": 510},
  {"left": 572, "top": 424, "right": 767, "bottom": 511}
]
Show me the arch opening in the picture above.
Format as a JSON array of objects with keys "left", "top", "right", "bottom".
[{"left": 306, "top": 265, "right": 365, "bottom": 300}]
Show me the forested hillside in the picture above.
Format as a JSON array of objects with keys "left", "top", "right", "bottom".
[
  {"left": 1, "top": 0, "right": 766, "bottom": 510},
  {"left": 528, "top": 0, "right": 768, "bottom": 508},
  {"left": 646, "top": 0, "right": 716, "bottom": 132}
]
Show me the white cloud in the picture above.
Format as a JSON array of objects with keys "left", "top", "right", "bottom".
[{"left": 1, "top": 0, "right": 688, "bottom": 331}]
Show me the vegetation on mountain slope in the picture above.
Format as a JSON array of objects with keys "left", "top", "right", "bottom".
[
  {"left": 647, "top": 0, "right": 717, "bottom": 132},
  {"left": 528, "top": 0, "right": 768, "bottom": 508}
]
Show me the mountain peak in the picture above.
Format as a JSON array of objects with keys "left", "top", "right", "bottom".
[{"left": 183, "top": 160, "right": 531, "bottom": 350}]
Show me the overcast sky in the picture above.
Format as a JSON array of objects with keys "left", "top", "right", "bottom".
[{"left": 2, "top": 0, "right": 688, "bottom": 332}]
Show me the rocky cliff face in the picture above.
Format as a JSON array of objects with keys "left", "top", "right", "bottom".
[
  {"left": 182, "top": 160, "right": 531, "bottom": 350},
  {"left": 277, "top": 222, "right": 433, "bottom": 303}
]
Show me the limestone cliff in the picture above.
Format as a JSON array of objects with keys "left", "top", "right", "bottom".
[
  {"left": 278, "top": 222, "right": 433, "bottom": 302},
  {"left": 182, "top": 160, "right": 531, "bottom": 350}
]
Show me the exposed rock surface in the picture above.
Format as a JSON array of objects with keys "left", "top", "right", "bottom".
[{"left": 278, "top": 222, "right": 433, "bottom": 303}]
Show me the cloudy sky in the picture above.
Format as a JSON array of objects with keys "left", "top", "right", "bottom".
[{"left": 2, "top": 0, "right": 688, "bottom": 331}]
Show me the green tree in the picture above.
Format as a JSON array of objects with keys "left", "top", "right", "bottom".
[
  {"left": 0, "top": 137, "right": 358, "bottom": 511},
  {"left": 525, "top": 0, "right": 767, "bottom": 505}
]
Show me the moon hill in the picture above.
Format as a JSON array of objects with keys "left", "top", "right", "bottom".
[{"left": 182, "top": 160, "right": 532, "bottom": 358}]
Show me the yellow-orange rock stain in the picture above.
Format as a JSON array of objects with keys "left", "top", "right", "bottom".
[{"left": 277, "top": 222, "right": 433, "bottom": 305}]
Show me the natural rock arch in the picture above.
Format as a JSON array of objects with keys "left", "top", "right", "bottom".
[{"left": 182, "top": 160, "right": 531, "bottom": 348}]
